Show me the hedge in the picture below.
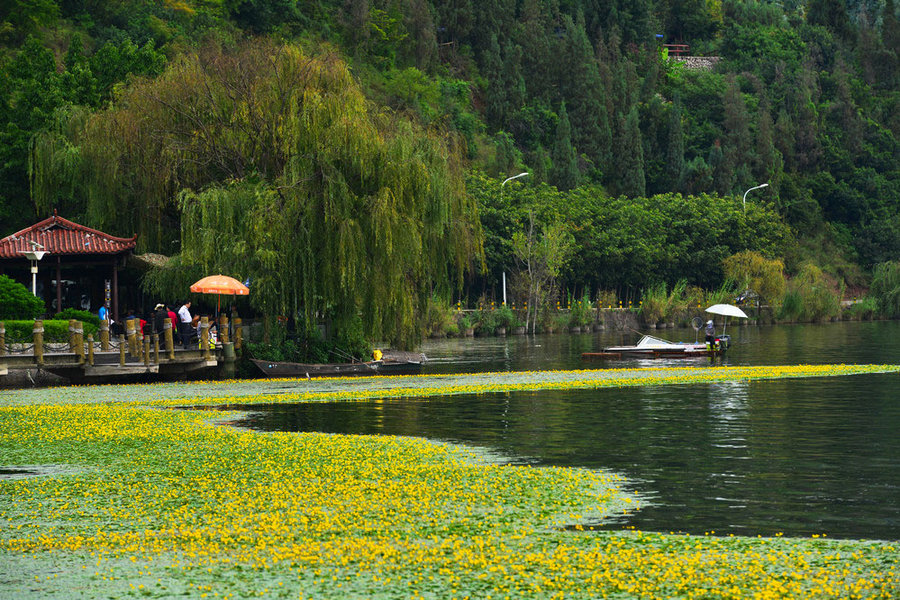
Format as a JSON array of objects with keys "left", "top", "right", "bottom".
[{"left": 1, "top": 320, "right": 99, "bottom": 343}]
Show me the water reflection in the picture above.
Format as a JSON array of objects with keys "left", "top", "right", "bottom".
[{"left": 230, "top": 322, "right": 900, "bottom": 540}]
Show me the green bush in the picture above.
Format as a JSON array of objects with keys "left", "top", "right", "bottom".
[
  {"left": 56, "top": 308, "right": 101, "bottom": 328},
  {"left": 777, "top": 264, "right": 841, "bottom": 322},
  {"left": 494, "top": 304, "right": 522, "bottom": 329},
  {"left": 2, "top": 320, "right": 98, "bottom": 343},
  {"left": 0, "top": 275, "right": 44, "bottom": 320},
  {"left": 869, "top": 261, "right": 900, "bottom": 318},
  {"left": 844, "top": 297, "right": 878, "bottom": 321},
  {"left": 474, "top": 308, "right": 501, "bottom": 335},
  {"left": 568, "top": 293, "right": 594, "bottom": 327}
]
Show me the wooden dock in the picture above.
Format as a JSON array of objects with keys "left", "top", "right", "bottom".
[{"left": 0, "top": 316, "right": 241, "bottom": 384}]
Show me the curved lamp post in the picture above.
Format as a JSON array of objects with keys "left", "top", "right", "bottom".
[
  {"left": 500, "top": 172, "right": 529, "bottom": 306},
  {"left": 19, "top": 242, "right": 47, "bottom": 296},
  {"left": 742, "top": 183, "right": 769, "bottom": 211}
]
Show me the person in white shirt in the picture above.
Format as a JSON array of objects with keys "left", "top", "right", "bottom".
[{"left": 178, "top": 301, "right": 192, "bottom": 348}]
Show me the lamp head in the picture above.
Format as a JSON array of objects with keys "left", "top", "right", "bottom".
[{"left": 20, "top": 250, "right": 47, "bottom": 262}]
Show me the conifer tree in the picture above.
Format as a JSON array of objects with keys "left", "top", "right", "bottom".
[
  {"left": 549, "top": 102, "right": 580, "bottom": 191},
  {"left": 721, "top": 76, "right": 752, "bottom": 194},
  {"left": 555, "top": 14, "right": 611, "bottom": 178},
  {"left": 754, "top": 101, "right": 781, "bottom": 191},
  {"left": 618, "top": 107, "right": 646, "bottom": 197},
  {"left": 886, "top": 0, "right": 900, "bottom": 56},
  {"left": 665, "top": 94, "right": 685, "bottom": 190}
]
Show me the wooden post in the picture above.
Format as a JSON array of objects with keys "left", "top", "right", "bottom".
[
  {"left": 74, "top": 321, "right": 85, "bottom": 365},
  {"left": 33, "top": 320, "right": 44, "bottom": 366},
  {"left": 200, "top": 317, "right": 211, "bottom": 360},
  {"left": 68, "top": 319, "right": 77, "bottom": 352},
  {"left": 152, "top": 333, "right": 159, "bottom": 364},
  {"left": 119, "top": 334, "right": 126, "bottom": 367},
  {"left": 0, "top": 322, "right": 5, "bottom": 357},
  {"left": 87, "top": 334, "right": 94, "bottom": 366},
  {"left": 163, "top": 320, "right": 175, "bottom": 360},
  {"left": 234, "top": 318, "right": 242, "bottom": 351},
  {"left": 100, "top": 319, "right": 110, "bottom": 352},
  {"left": 142, "top": 336, "right": 150, "bottom": 367},
  {"left": 218, "top": 314, "right": 229, "bottom": 344},
  {"left": 126, "top": 319, "right": 137, "bottom": 358}
]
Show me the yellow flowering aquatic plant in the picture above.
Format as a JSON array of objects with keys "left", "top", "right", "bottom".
[{"left": 0, "top": 364, "right": 898, "bottom": 598}]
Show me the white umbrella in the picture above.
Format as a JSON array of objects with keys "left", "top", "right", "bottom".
[{"left": 705, "top": 304, "right": 749, "bottom": 334}]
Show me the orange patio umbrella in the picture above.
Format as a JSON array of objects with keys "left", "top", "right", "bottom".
[{"left": 190, "top": 274, "right": 249, "bottom": 315}]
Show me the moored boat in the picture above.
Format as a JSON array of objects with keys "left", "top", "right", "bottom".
[
  {"left": 582, "top": 333, "right": 730, "bottom": 360},
  {"left": 250, "top": 350, "right": 426, "bottom": 378}
]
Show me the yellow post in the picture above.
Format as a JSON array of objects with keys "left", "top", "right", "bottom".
[
  {"left": 143, "top": 336, "right": 150, "bottom": 367},
  {"left": 119, "top": 334, "right": 126, "bottom": 367},
  {"left": 234, "top": 317, "right": 243, "bottom": 351},
  {"left": 152, "top": 333, "right": 159, "bottom": 364},
  {"left": 33, "top": 320, "right": 44, "bottom": 366},
  {"left": 68, "top": 319, "right": 77, "bottom": 351},
  {"left": 125, "top": 319, "right": 136, "bottom": 357},
  {"left": 74, "top": 321, "right": 85, "bottom": 365},
  {"left": 100, "top": 319, "right": 110, "bottom": 352},
  {"left": 163, "top": 320, "right": 175, "bottom": 360},
  {"left": 200, "top": 316, "right": 211, "bottom": 360},
  {"left": 87, "top": 334, "right": 94, "bottom": 366},
  {"left": 219, "top": 314, "right": 229, "bottom": 344}
]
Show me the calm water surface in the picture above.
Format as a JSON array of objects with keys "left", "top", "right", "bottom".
[{"left": 233, "top": 322, "right": 900, "bottom": 540}]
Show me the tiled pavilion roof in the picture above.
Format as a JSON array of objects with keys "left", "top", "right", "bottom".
[{"left": 0, "top": 213, "right": 136, "bottom": 259}]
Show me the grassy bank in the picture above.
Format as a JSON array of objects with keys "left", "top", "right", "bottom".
[{"left": 1, "top": 367, "right": 898, "bottom": 599}]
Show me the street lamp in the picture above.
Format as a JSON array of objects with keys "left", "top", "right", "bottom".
[
  {"left": 742, "top": 183, "right": 769, "bottom": 211},
  {"left": 500, "top": 173, "right": 529, "bottom": 306},
  {"left": 19, "top": 244, "right": 47, "bottom": 296}
]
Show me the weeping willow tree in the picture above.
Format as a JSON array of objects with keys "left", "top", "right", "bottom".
[{"left": 33, "top": 40, "right": 483, "bottom": 347}]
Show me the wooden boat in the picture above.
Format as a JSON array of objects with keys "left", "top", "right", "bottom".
[{"left": 250, "top": 350, "right": 426, "bottom": 378}]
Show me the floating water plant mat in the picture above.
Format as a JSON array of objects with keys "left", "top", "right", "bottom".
[
  {"left": 2, "top": 363, "right": 898, "bottom": 407},
  {"left": 1, "top": 365, "right": 898, "bottom": 599}
]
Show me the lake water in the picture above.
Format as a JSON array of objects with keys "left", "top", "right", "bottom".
[{"left": 233, "top": 321, "right": 900, "bottom": 540}]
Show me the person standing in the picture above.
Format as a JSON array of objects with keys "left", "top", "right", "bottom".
[
  {"left": 704, "top": 319, "right": 716, "bottom": 350},
  {"left": 178, "top": 301, "right": 193, "bottom": 349}
]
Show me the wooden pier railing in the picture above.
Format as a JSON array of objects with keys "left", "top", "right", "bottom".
[{"left": 0, "top": 318, "right": 243, "bottom": 383}]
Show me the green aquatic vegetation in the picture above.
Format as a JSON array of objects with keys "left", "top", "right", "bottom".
[{"left": 0, "top": 365, "right": 898, "bottom": 598}]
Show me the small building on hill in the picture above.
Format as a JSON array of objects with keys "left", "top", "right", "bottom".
[{"left": 0, "top": 212, "right": 136, "bottom": 322}]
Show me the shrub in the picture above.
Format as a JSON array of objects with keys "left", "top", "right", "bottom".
[
  {"left": 640, "top": 282, "right": 668, "bottom": 324},
  {"left": 0, "top": 275, "right": 44, "bottom": 320},
  {"left": 424, "top": 296, "right": 457, "bottom": 337},
  {"left": 777, "top": 264, "right": 842, "bottom": 322},
  {"left": 474, "top": 307, "right": 501, "bottom": 335},
  {"left": 2, "top": 320, "right": 98, "bottom": 343},
  {"left": 56, "top": 308, "right": 101, "bottom": 328},
  {"left": 494, "top": 304, "right": 521, "bottom": 329},
  {"left": 869, "top": 261, "right": 900, "bottom": 318},
  {"left": 568, "top": 292, "right": 593, "bottom": 327},
  {"left": 844, "top": 297, "right": 878, "bottom": 321}
]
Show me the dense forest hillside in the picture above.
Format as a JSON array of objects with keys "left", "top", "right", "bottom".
[{"left": 2, "top": 0, "right": 899, "bottom": 343}]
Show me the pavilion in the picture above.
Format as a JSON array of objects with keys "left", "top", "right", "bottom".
[{"left": 0, "top": 211, "right": 136, "bottom": 322}]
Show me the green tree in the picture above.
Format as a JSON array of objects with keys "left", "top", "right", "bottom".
[
  {"left": 0, "top": 274, "right": 44, "bottom": 319},
  {"left": 722, "top": 250, "right": 786, "bottom": 307},
  {"left": 549, "top": 102, "right": 580, "bottom": 191},
  {"left": 618, "top": 107, "right": 646, "bottom": 197},
  {"left": 43, "top": 40, "right": 482, "bottom": 348},
  {"left": 512, "top": 214, "right": 574, "bottom": 332},
  {"left": 665, "top": 95, "right": 685, "bottom": 190}
]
